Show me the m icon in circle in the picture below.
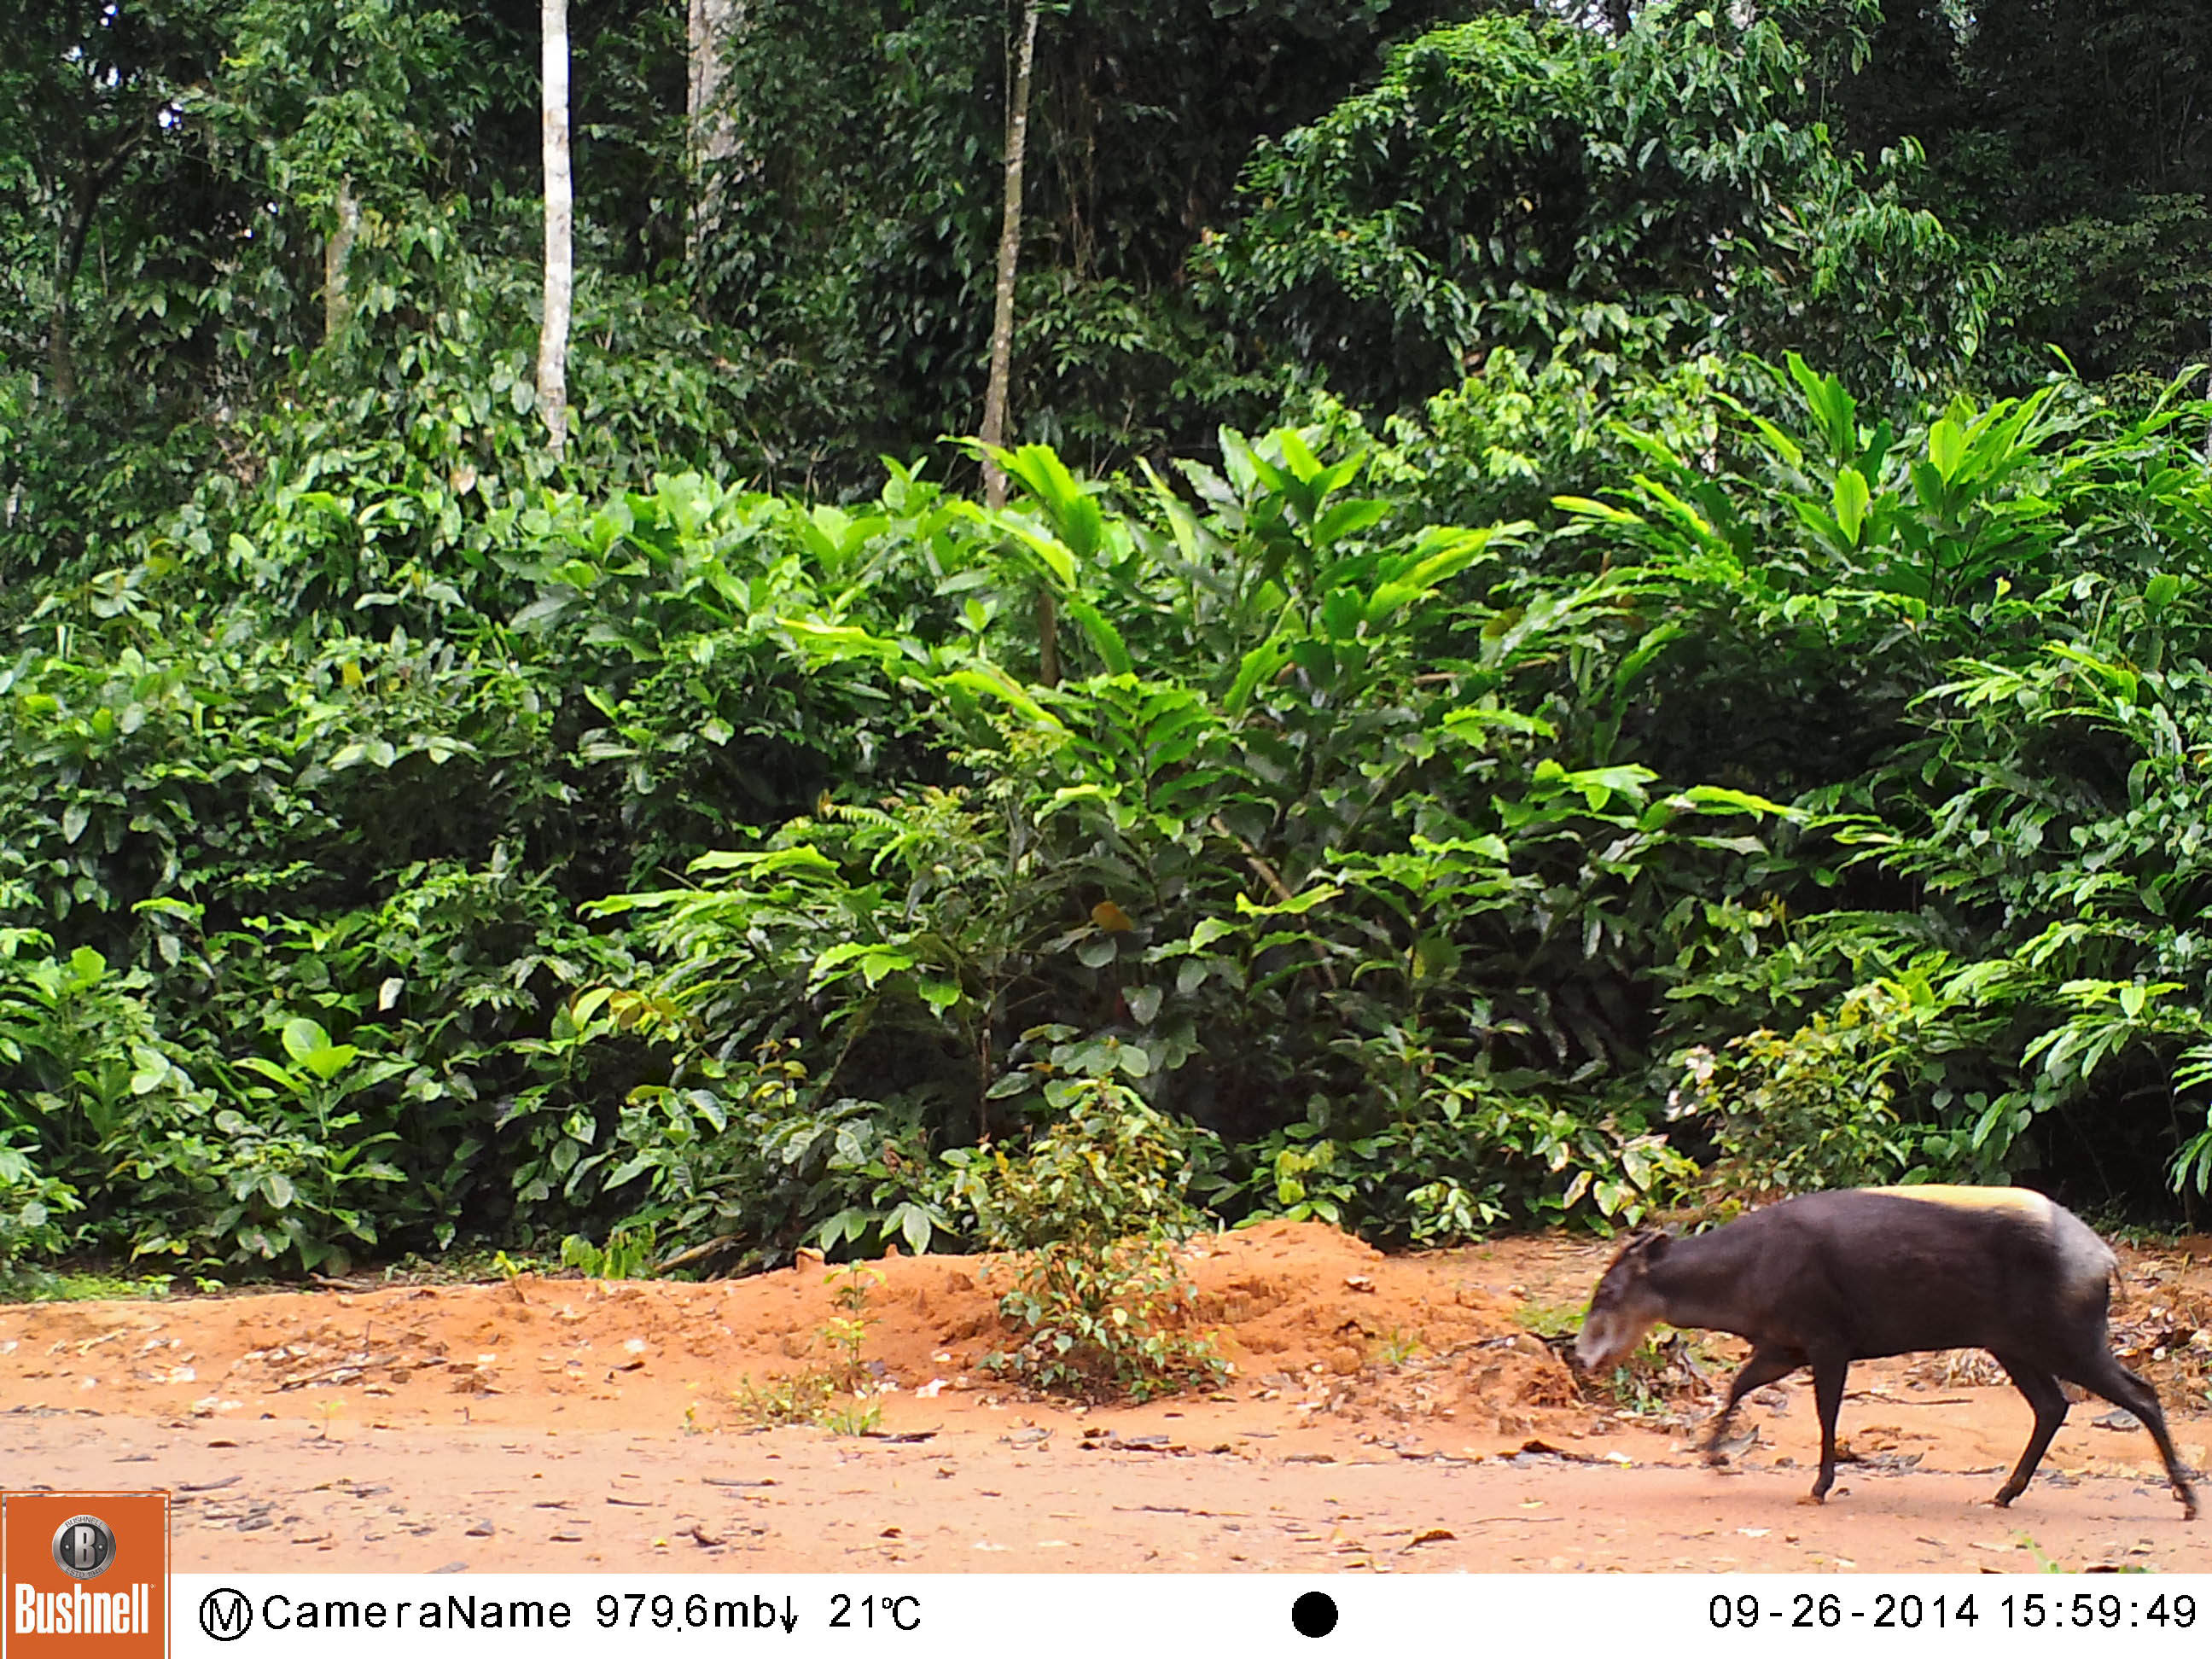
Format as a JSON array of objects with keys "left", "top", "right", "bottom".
[
  {"left": 200, "top": 1588, "right": 253, "bottom": 1643},
  {"left": 49, "top": 1516, "right": 115, "bottom": 1581}
]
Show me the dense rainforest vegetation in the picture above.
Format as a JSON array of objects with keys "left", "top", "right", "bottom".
[{"left": 7, "top": 0, "right": 2212, "bottom": 1289}]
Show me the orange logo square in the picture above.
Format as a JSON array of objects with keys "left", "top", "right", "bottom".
[{"left": 1, "top": 1493, "right": 168, "bottom": 1659}]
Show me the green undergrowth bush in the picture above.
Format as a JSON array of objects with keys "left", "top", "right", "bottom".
[
  {"left": 12, "top": 338, "right": 2212, "bottom": 1284},
  {"left": 954, "top": 1076, "right": 1226, "bottom": 1401},
  {"left": 1219, "top": 1029, "right": 1697, "bottom": 1241},
  {"left": 1202, "top": 3, "right": 1989, "bottom": 415}
]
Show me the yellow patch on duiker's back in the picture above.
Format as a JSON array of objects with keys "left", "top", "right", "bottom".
[{"left": 1866, "top": 1184, "right": 2049, "bottom": 1217}]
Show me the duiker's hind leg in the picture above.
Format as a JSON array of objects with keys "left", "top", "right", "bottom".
[
  {"left": 1703, "top": 1345, "right": 1801, "bottom": 1465},
  {"left": 2064, "top": 1348, "right": 2199, "bottom": 1521},
  {"left": 1806, "top": 1351, "right": 1850, "bottom": 1504},
  {"left": 1988, "top": 1353, "right": 2069, "bottom": 1510}
]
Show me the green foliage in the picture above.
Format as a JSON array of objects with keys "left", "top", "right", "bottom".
[
  {"left": 1369, "top": 348, "right": 1736, "bottom": 533},
  {"left": 18, "top": 320, "right": 2212, "bottom": 1274},
  {"left": 576, "top": 1038, "right": 966, "bottom": 1277},
  {"left": 10, "top": 0, "right": 2212, "bottom": 1278},
  {"left": 824, "top": 1261, "right": 882, "bottom": 1394},
  {"left": 726, "top": 1366, "right": 839, "bottom": 1429},
  {"left": 0, "top": 1133, "right": 79, "bottom": 1279},
  {"left": 0, "top": 1268, "right": 174, "bottom": 1305},
  {"left": 1225, "top": 1031, "right": 1695, "bottom": 1240},
  {"left": 726, "top": 1260, "right": 883, "bottom": 1435},
  {"left": 560, "top": 1223, "right": 657, "bottom": 1280},
  {"left": 1670, "top": 984, "right": 1924, "bottom": 1196},
  {"left": 687, "top": 0, "right": 1475, "bottom": 489},
  {"left": 1566, "top": 354, "right": 2212, "bottom": 1208},
  {"left": 1204, "top": 3, "right": 1988, "bottom": 414},
  {"left": 956, "top": 1076, "right": 1225, "bottom": 1401},
  {"left": 1814, "top": 0, "right": 2212, "bottom": 393},
  {"left": 562, "top": 413, "right": 1776, "bottom": 1260}
]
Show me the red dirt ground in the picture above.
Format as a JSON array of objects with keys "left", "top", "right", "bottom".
[{"left": 4, "top": 1221, "right": 2210, "bottom": 1574}]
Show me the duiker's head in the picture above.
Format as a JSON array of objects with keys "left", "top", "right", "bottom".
[{"left": 1575, "top": 1230, "right": 1671, "bottom": 1371}]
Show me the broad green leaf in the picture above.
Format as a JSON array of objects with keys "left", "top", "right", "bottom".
[
  {"left": 1927, "top": 417, "right": 1966, "bottom": 481},
  {"left": 236, "top": 1056, "right": 302, "bottom": 1094},
  {"left": 978, "top": 510, "right": 1076, "bottom": 588},
  {"left": 1037, "top": 783, "right": 1115, "bottom": 823},
  {"left": 996, "top": 443, "right": 1103, "bottom": 561},
  {"left": 899, "top": 1206, "right": 933, "bottom": 1256},
  {"left": 1225, "top": 637, "right": 1290, "bottom": 713},
  {"left": 1787, "top": 352, "right": 1859, "bottom": 457},
  {"left": 1064, "top": 596, "right": 1133, "bottom": 675},
  {"left": 299, "top": 1042, "right": 359, "bottom": 1082},
  {"left": 1275, "top": 426, "right": 1324, "bottom": 485},
  {"left": 1311, "top": 496, "right": 1391, "bottom": 550},
  {"left": 1442, "top": 707, "right": 1558, "bottom": 742},
  {"left": 1831, "top": 468, "right": 1871, "bottom": 544},
  {"left": 1671, "top": 784, "right": 1802, "bottom": 819},
  {"left": 943, "top": 666, "right": 1064, "bottom": 730},
  {"left": 1746, "top": 416, "right": 1803, "bottom": 470},
  {"left": 687, "top": 846, "right": 841, "bottom": 878},
  {"left": 1233, "top": 884, "right": 1342, "bottom": 917},
  {"left": 281, "top": 1017, "right": 331, "bottom": 1064},
  {"left": 1551, "top": 495, "right": 1642, "bottom": 526}
]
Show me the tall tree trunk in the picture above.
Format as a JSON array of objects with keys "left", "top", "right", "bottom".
[
  {"left": 979, "top": 0, "right": 1053, "bottom": 682},
  {"left": 979, "top": 0, "right": 1039, "bottom": 509},
  {"left": 47, "top": 131, "right": 146, "bottom": 407},
  {"left": 538, "top": 0, "right": 573, "bottom": 457},
  {"left": 323, "top": 176, "right": 360, "bottom": 345},
  {"left": 48, "top": 212, "right": 84, "bottom": 405},
  {"left": 686, "top": 0, "right": 742, "bottom": 273}
]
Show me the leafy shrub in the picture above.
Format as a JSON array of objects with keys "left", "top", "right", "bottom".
[
  {"left": 1668, "top": 983, "right": 1925, "bottom": 1196},
  {"left": 559, "top": 1223, "right": 657, "bottom": 1280},
  {"left": 953, "top": 1076, "right": 1225, "bottom": 1401},
  {"left": 579, "top": 1038, "right": 965, "bottom": 1275},
  {"left": 0, "top": 1135, "right": 79, "bottom": 1278},
  {"left": 20, "top": 336, "right": 2212, "bottom": 1275},
  {"left": 1226, "top": 1026, "right": 1694, "bottom": 1240},
  {"left": 1204, "top": 4, "right": 1987, "bottom": 414}
]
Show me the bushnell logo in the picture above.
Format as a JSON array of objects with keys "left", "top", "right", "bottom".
[
  {"left": 3, "top": 1488, "right": 168, "bottom": 1656},
  {"left": 49, "top": 1518, "right": 116, "bottom": 1582}
]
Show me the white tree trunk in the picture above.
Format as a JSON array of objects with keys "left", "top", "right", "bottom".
[
  {"left": 323, "top": 176, "right": 359, "bottom": 345},
  {"left": 979, "top": 0, "right": 1050, "bottom": 683},
  {"left": 979, "top": 0, "right": 1040, "bottom": 513},
  {"left": 687, "top": 0, "right": 742, "bottom": 269},
  {"left": 538, "top": 0, "right": 573, "bottom": 457}
]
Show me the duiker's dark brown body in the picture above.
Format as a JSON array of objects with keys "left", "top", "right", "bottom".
[{"left": 1576, "top": 1186, "right": 2197, "bottom": 1518}]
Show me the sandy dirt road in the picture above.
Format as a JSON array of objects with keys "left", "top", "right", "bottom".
[{"left": 3, "top": 1222, "right": 2209, "bottom": 1574}]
